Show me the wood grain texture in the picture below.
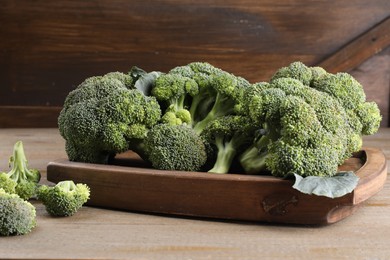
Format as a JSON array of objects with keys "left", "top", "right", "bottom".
[
  {"left": 318, "top": 16, "right": 390, "bottom": 73},
  {"left": 0, "top": 106, "right": 61, "bottom": 128},
  {"left": 0, "top": 1, "right": 389, "bottom": 106},
  {"left": 0, "top": 128, "right": 390, "bottom": 259}
]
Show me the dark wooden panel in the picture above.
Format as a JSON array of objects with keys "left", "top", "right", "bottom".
[
  {"left": 1, "top": 0, "right": 389, "bottom": 107},
  {"left": 318, "top": 17, "right": 390, "bottom": 73},
  {"left": 0, "top": 106, "right": 61, "bottom": 128}
]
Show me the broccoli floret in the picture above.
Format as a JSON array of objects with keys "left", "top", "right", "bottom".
[
  {"left": 270, "top": 61, "right": 312, "bottom": 86},
  {"left": 239, "top": 78, "right": 350, "bottom": 177},
  {"left": 58, "top": 71, "right": 162, "bottom": 164},
  {"left": 153, "top": 62, "right": 250, "bottom": 135},
  {"left": 191, "top": 71, "right": 250, "bottom": 134},
  {"left": 5, "top": 141, "right": 40, "bottom": 200},
  {"left": 152, "top": 73, "right": 198, "bottom": 125},
  {"left": 143, "top": 124, "right": 207, "bottom": 171},
  {"left": 312, "top": 71, "right": 382, "bottom": 150},
  {"left": 201, "top": 115, "right": 256, "bottom": 174},
  {"left": 0, "top": 189, "right": 36, "bottom": 236},
  {"left": 37, "top": 181, "right": 90, "bottom": 217},
  {"left": 0, "top": 172, "right": 17, "bottom": 194},
  {"left": 355, "top": 102, "right": 382, "bottom": 135}
]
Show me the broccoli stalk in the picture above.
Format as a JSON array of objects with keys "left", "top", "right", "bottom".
[
  {"left": 201, "top": 115, "right": 256, "bottom": 174},
  {"left": 5, "top": 141, "right": 41, "bottom": 200}
]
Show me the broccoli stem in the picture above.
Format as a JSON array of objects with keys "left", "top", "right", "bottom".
[
  {"left": 208, "top": 137, "right": 237, "bottom": 174},
  {"left": 193, "top": 93, "right": 234, "bottom": 135},
  {"left": 7, "top": 141, "right": 29, "bottom": 182},
  {"left": 239, "top": 133, "right": 272, "bottom": 174}
]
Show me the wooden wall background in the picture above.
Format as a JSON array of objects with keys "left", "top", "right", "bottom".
[{"left": 0, "top": 0, "right": 389, "bottom": 127}]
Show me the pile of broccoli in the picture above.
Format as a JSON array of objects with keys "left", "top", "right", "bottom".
[
  {"left": 0, "top": 141, "right": 90, "bottom": 236},
  {"left": 58, "top": 61, "right": 381, "bottom": 178}
]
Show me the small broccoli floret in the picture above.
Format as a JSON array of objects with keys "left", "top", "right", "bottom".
[
  {"left": 310, "top": 66, "right": 327, "bottom": 85},
  {"left": 201, "top": 115, "right": 256, "bottom": 174},
  {"left": 37, "top": 181, "right": 90, "bottom": 217},
  {"left": 355, "top": 102, "right": 382, "bottom": 135},
  {"left": 312, "top": 72, "right": 366, "bottom": 110},
  {"left": 143, "top": 124, "right": 207, "bottom": 171},
  {"left": 191, "top": 71, "right": 249, "bottom": 134},
  {"left": 270, "top": 61, "right": 312, "bottom": 86},
  {"left": 5, "top": 141, "right": 40, "bottom": 200},
  {"left": 152, "top": 73, "right": 198, "bottom": 125},
  {"left": 157, "top": 62, "right": 249, "bottom": 135},
  {"left": 58, "top": 71, "right": 162, "bottom": 164},
  {"left": 0, "top": 189, "right": 36, "bottom": 236},
  {"left": 311, "top": 71, "right": 382, "bottom": 151},
  {"left": 0, "top": 172, "right": 17, "bottom": 194}
]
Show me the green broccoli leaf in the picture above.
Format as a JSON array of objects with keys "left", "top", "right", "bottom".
[
  {"left": 134, "top": 71, "right": 162, "bottom": 96},
  {"left": 292, "top": 171, "right": 359, "bottom": 198}
]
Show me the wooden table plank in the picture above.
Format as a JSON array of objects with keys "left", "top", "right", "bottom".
[{"left": 0, "top": 128, "right": 389, "bottom": 259}]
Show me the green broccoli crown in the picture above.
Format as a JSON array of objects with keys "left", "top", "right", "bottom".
[
  {"left": 309, "top": 66, "right": 327, "bottom": 86},
  {"left": 311, "top": 71, "right": 381, "bottom": 146},
  {"left": 58, "top": 72, "right": 162, "bottom": 164},
  {"left": 266, "top": 140, "right": 339, "bottom": 177},
  {"left": 312, "top": 72, "right": 366, "bottom": 110},
  {"left": 355, "top": 101, "right": 382, "bottom": 135},
  {"left": 37, "top": 181, "right": 90, "bottom": 217},
  {"left": 144, "top": 124, "right": 207, "bottom": 171},
  {"left": 0, "top": 172, "right": 17, "bottom": 194},
  {"left": 240, "top": 77, "right": 354, "bottom": 177},
  {"left": 0, "top": 189, "right": 36, "bottom": 236},
  {"left": 270, "top": 61, "right": 313, "bottom": 86},
  {"left": 5, "top": 141, "right": 40, "bottom": 200},
  {"left": 152, "top": 73, "right": 198, "bottom": 125}
]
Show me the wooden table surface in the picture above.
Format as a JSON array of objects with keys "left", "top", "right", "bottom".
[{"left": 0, "top": 128, "right": 389, "bottom": 260}]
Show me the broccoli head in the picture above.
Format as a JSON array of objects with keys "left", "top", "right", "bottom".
[
  {"left": 58, "top": 72, "right": 162, "bottom": 164},
  {"left": 0, "top": 189, "right": 36, "bottom": 236},
  {"left": 152, "top": 62, "right": 250, "bottom": 135},
  {"left": 152, "top": 73, "right": 198, "bottom": 125},
  {"left": 270, "top": 61, "right": 313, "bottom": 86},
  {"left": 0, "top": 172, "right": 17, "bottom": 194},
  {"left": 143, "top": 124, "right": 207, "bottom": 171},
  {"left": 239, "top": 78, "right": 350, "bottom": 177},
  {"left": 37, "top": 181, "right": 90, "bottom": 217}
]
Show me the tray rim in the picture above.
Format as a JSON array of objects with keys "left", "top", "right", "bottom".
[{"left": 46, "top": 147, "right": 387, "bottom": 225}]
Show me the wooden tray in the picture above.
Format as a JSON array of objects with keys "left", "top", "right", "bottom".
[{"left": 46, "top": 147, "right": 387, "bottom": 225}]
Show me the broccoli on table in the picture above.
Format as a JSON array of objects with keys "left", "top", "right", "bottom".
[
  {"left": 37, "top": 181, "right": 90, "bottom": 217},
  {"left": 0, "top": 189, "right": 36, "bottom": 236},
  {"left": 58, "top": 72, "right": 162, "bottom": 164},
  {"left": 4, "top": 141, "right": 41, "bottom": 200}
]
